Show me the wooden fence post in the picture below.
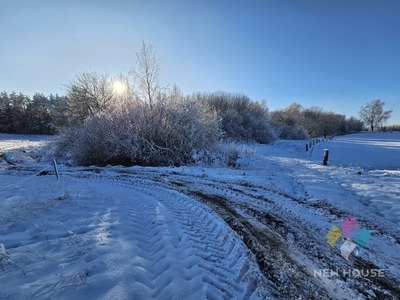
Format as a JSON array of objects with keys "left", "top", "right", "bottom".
[
  {"left": 52, "top": 159, "right": 59, "bottom": 180},
  {"left": 322, "top": 149, "right": 329, "bottom": 166}
]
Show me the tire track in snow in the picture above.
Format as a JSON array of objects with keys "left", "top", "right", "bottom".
[
  {"left": 75, "top": 174, "right": 272, "bottom": 299},
  {"left": 79, "top": 182, "right": 206, "bottom": 300},
  {"left": 118, "top": 169, "right": 400, "bottom": 299},
  {"left": 73, "top": 171, "right": 340, "bottom": 299},
  {"left": 153, "top": 194, "right": 259, "bottom": 300}
]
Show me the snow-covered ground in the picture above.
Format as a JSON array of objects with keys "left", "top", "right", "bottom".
[{"left": 0, "top": 132, "right": 399, "bottom": 299}]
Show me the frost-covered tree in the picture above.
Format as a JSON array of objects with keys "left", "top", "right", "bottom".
[
  {"left": 191, "top": 92, "right": 275, "bottom": 143},
  {"left": 359, "top": 99, "right": 392, "bottom": 131},
  {"left": 64, "top": 71, "right": 115, "bottom": 125},
  {"left": 270, "top": 103, "right": 308, "bottom": 140},
  {"left": 49, "top": 94, "right": 70, "bottom": 130},
  {"left": 270, "top": 103, "right": 360, "bottom": 139},
  {"left": 129, "top": 42, "right": 163, "bottom": 109}
]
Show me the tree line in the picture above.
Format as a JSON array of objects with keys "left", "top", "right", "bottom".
[
  {"left": 0, "top": 88, "right": 367, "bottom": 140},
  {"left": 0, "top": 42, "right": 394, "bottom": 166},
  {"left": 269, "top": 103, "right": 365, "bottom": 139},
  {"left": 0, "top": 91, "right": 69, "bottom": 134}
]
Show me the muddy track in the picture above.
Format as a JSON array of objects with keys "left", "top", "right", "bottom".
[
  {"left": 189, "top": 190, "right": 332, "bottom": 299},
  {"left": 191, "top": 190, "right": 400, "bottom": 300},
  {"left": 353, "top": 257, "right": 400, "bottom": 299},
  {"left": 159, "top": 174, "right": 400, "bottom": 299}
]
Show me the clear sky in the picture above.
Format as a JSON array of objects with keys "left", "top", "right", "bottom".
[{"left": 2, "top": 0, "right": 399, "bottom": 124}]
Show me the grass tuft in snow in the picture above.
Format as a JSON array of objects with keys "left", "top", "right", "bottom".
[
  {"left": 56, "top": 221, "right": 74, "bottom": 237},
  {"left": 0, "top": 243, "right": 25, "bottom": 275}
]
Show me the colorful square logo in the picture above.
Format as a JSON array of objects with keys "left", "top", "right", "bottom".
[{"left": 326, "top": 215, "right": 372, "bottom": 260}]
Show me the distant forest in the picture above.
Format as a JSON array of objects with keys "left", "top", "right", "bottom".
[{"left": 0, "top": 91, "right": 69, "bottom": 134}]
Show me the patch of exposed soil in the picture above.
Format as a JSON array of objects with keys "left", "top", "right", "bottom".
[{"left": 189, "top": 190, "right": 333, "bottom": 299}]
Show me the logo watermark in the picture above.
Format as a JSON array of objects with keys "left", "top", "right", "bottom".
[
  {"left": 314, "top": 268, "right": 385, "bottom": 278},
  {"left": 326, "top": 215, "right": 373, "bottom": 260}
]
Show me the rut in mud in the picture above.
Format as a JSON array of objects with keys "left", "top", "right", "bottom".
[
  {"left": 163, "top": 174, "right": 400, "bottom": 300},
  {"left": 189, "top": 190, "right": 332, "bottom": 299}
]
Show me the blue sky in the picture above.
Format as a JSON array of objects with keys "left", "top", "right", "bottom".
[{"left": 2, "top": 0, "right": 399, "bottom": 124}]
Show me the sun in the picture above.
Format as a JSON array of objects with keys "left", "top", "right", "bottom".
[{"left": 112, "top": 80, "right": 127, "bottom": 95}]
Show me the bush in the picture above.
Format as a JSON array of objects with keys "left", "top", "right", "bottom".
[
  {"left": 192, "top": 142, "right": 247, "bottom": 168},
  {"left": 273, "top": 124, "right": 309, "bottom": 140},
  {"left": 54, "top": 91, "right": 221, "bottom": 167},
  {"left": 190, "top": 92, "right": 276, "bottom": 144}
]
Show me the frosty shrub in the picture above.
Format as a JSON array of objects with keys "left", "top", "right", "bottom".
[
  {"left": 190, "top": 92, "right": 276, "bottom": 144},
  {"left": 54, "top": 89, "right": 221, "bottom": 166},
  {"left": 54, "top": 43, "right": 221, "bottom": 166},
  {"left": 269, "top": 103, "right": 308, "bottom": 140},
  {"left": 211, "top": 142, "right": 241, "bottom": 167},
  {"left": 246, "top": 114, "right": 277, "bottom": 143},
  {"left": 54, "top": 43, "right": 281, "bottom": 166},
  {"left": 272, "top": 124, "right": 309, "bottom": 140},
  {"left": 221, "top": 110, "right": 248, "bottom": 140},
  {"left": 192, "top": 142, "right": 242, "bottom": 167}
]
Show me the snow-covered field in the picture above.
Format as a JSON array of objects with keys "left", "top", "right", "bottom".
[{"left": 0, "top": 132, "right": 399, "bottom": 299}]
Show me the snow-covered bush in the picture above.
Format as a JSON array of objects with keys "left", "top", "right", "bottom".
[
  {"left": 272, "top": 124, "right": 309, "bottom": 140},
  {"left": 54, "top": 89, "right": 221, "bottom": 166},
  {"left": 190, "top": 92, "right": 276, "bottom": 144},
  {"left": 269, "top": 103, "right": 308, "bottom": 140},
  {"left": 245, "top": 114, "right": 277, "bottom": 143},
  {"left": 54, "top": 43, "right": 222, "bottom": 166},
  {"left": 53, "top": 43, "right": 279, "bottom": 167},
  {"left": 221, "top": 110, "right": 248, "bottom": 140},
  {"left": 192, "top": 142, "right": 243, "bottom": 167},
  {"left": 212, "top": 142, "right": 241, "bottom": 167}
]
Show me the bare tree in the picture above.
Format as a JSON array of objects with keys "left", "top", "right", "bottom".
[
  {"left": 65, "top": 71, "right": 115, "bottom": 125},
  {"left": 359, "top": 99, "right": 393, "bottom": 131},
  {"left": 129, "top": 42, "right": 163, "bottom": 109},
  {"left": 320, "top": 112, "right": 347, "bottom": 138}
]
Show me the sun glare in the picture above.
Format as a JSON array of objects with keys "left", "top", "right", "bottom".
[{"left": 112, "top": 80, "right": 127, "bottom": 95}]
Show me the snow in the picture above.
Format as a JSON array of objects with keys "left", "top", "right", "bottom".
[
  {"left": 1, "top": 132, "right": 400, "bottom": 299},
  {"left": 311, "top": 132, "right": 400, "bottom": 170}
]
